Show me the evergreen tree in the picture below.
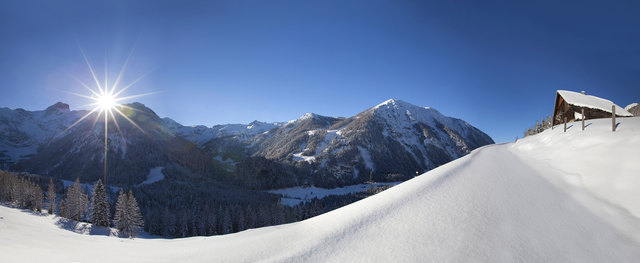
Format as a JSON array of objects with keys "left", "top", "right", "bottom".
[
  {"left": 114, "top": 190, "right": 128, "bottom": 235},
  {"left": 58, "top": 199, "right": 66, "bottom": 218},
  {"left": 160, "top": 208, "right": 176, "bottom": 237},
  {"left": 126, "top": 190, "right": 144, "bottom": 237},
  {"left": 34, "top": 185, "right": 43, "bottom": 213},
  {"left": 91, "top": 179, "right": 110, "bottom": 227},
  {"left": 114, "top": 190, "right": 144, "bottom": 237},
  {"left": 234, "top": 205, "right": 246, "bottom": 232},
  {"left": 221, "top": 206, "right": 232, "bottom": 234},
  {"left": 245, "top": 205, "right": 256, "bottom": 229},
  {"left": 205, "top": 209, "right": 217, "bottom": 236},
  {"left": 65, "top": 178, "right": 88, "bottom": 221},
  {"left": 46, "top": 179, "right": 56, "bottom": 215}
]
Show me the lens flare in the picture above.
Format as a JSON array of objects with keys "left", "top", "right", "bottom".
[
  {"left": 96, "top": 92, "right": 116, "bottom": 111},
  {"left": 56, "top": 49, "right": 155, "bottom": 185}
]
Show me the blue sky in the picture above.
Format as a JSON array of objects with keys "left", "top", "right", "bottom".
[{"left": 1, "top": 0, "right": 639, "bottom": 143}]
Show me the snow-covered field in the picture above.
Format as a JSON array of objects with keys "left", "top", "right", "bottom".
[
  {"left": 1, "top": 117, "right": 639, "bottom": 262},
  {"left": 138, "top": 166, "right": 165, "bottom": 186},
  {"left": 269, "top": 182, "right": 402, "bottom": 206}
]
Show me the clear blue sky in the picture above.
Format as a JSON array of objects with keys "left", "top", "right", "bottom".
[{"left": 1, "top": 0, "right": 639, "bottom": 143}]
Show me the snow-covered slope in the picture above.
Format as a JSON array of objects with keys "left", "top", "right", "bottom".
[
  {"left": 163, "top": 118, "right": 282, "bottom": 146},
  {"left": 2, "top": 117, "right": 639, "bottom": 262},
  {"left": 246, "top": 99, "right": 493, "bottom": 187},
  {"left": 0, "top": 103, "right": 85, "bottom": 165},
  {"left": 15, "top": 102, "right": 216, "bottom": 186}
]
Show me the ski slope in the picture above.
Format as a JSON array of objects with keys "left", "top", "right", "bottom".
[{"left": 1, "top": 117, "right": 639, "bottom": 262}]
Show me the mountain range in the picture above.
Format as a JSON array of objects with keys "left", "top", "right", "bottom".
[{"left": 0, "top": 99, "right": 493, "bottom": 189}]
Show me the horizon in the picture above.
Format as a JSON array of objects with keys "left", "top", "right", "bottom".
[
  {"left": 2, "top": 0, "right": 639, "bottom": 143},
  {"left": 2, "top": 97, "right": 486, "bottom": 125}
]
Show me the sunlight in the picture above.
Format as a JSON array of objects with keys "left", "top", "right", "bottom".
[
  {"left": 56, "top": 48, "right": 154, "bottom": 185},
  {"left": 96, "top": 92, "right": 116, "bottom": 111}
]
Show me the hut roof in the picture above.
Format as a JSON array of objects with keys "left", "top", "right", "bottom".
[{"left": 557, "top": 90, "right": 632, "bottom": 117}]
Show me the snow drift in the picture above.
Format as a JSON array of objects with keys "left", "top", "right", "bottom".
[{"left": 1, "top": 117, "right": 639, "bottom": 262}]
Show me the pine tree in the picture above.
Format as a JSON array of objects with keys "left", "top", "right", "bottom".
[
  {"left": 46, "top": 179, "right": 56, "bottom": 215},
  {"left": 234, "top": 205, "right": 246, "bottom": 232},
  {"left": 59, "top": 199, "right": 66, "bottom": 217},
  {"left": 65, "top": 178, "right": 88, "bottom": 221},
  {"left": 160, "top": 208, "right": 176, "bottom": 237},
  {"left": 245, "top": 205, "right": 256, "bottom": 229},
  {"left": 221, "top": 206, "right": 232, "bottom": 234},
  {"left": 126, "top": 190, "right": 143, "bottom": 237},
  {"left": 206, "top": 209, "right": 217, "bottom": 236},
  {"left": 114, "top": 190, "right": 144, "bottom": 237},
  {"left": 34, "top": 185, "right": 43, "bottom": 213},
  {"left": 91, "top": 179, "right": 110, "bottom": 227},
  {"left": 114, "top": 190, "right": 128, "bottom": 234}
]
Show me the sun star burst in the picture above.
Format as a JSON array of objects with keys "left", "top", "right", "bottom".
[
  {"left": 96, "top": 92, "right": 116, "bottom": 111},
  {"left": 57, "top": 49, "right": 155, "bottom": 185}
]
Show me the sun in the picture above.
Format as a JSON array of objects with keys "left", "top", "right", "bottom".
[
  {"left": 96, "top": 92, "right": 117, "bottom": 111},
  {"left": 57, "top": 48, "right": 156, "bottom": 185}
]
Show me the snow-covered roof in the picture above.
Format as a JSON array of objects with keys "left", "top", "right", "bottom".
[
  {"left": 557, "top": 90, "right": 632, "bottom": 117},
  {"left": 625, "top": 103, "right": 638, "bottom": 111}
]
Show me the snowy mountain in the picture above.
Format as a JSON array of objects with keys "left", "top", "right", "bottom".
[
  {"left": 2, "top": 117, "right": 638, "bottom": 262},
  {"left": 162, "top": 117, "right": 282, "bottom": 146},
  {"left": 0, "top": 103, "right": 86, "bottom": 169},
  {"left": 11, "top": 103, "right": 215, "bottom": 186},
  {"left": 240, "top": 99, "right": 493, "bottom": 188},
  {"left": 0, "top": 99, "right": 491, "bottom": 190}
]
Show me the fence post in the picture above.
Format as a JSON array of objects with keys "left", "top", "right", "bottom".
[
  {"left": 581, "top": 108, "right": 585, "bottom": 131},
  {"left": 564, "top": 116, "right": 567, "bottom": 132},
  {"left": 612, "top": 105, "right": 616, "bottom": 132}
]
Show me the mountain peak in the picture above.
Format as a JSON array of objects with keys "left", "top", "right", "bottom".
[
  {"left": 366, "top": 99, "right": 447, "bottom": 125},
  {"left": 372, "top": 99, "right": 433, "bottom": 113},
  {"left": 374, "top": 99, "right": 416, "bottom": 109},
  {"left": 299, "top": 112, "right": 317, "bottom": 120},
  {"left": 46, "top": 102, "right": 70, "bottom": 112},
  {"left": 124, "top": 102, "right": 148, "bottom": 110}
]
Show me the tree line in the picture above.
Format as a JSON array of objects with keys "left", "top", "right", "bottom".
[
  {"left": 2, "top": 169, "right": 391, "bottom": 239},
  {"left": 524, "top": 115, "right": 553, "bottom": 137},
  {"left": 0, "top": 170, "right": 143, "bottom": 237}
]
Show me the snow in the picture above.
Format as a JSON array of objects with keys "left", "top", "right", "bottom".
[
  {"left": 626, "top": 103, "right": 638, "bottom": 111},
  {"left": 2, "top": 117, "right": 640, "bottom": 262},
  {"left": 357, "top": 146, "right": 375, "bottom": 171},
  {"left": 165, "top": 119, "right": 282, "bottom": 146},
  {"left": 293, "top": 129, "right": 342, "bottom": 163},
  {"left": 138, "top": 166, "right": 165, "bottom": 186},
  {"left": 298, "top": 112, "right": 316, "bottom": 121},
  {"left": 370, "top": 99, "right": 472, "bottom": 163},
  {"left": 292, "top": 152, "right": 316, "bottom": 163},
  {"left": 315, "top": 129, "right": 339, "bottom": 155},
  {"left": 513, "top": 117, "right": 640, "bottom": 220},
  {"left": 557, "top": 90, "right": 632, "bottom": 116},
  {"left": 268, "top": 182, "right": 402, "bottom": 206},
  {"left": 0, "top": 104, "right": 87, "bottom": 162}
]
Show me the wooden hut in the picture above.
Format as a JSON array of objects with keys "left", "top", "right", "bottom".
[{"left": 552, "top": 90, "right": 632, "bottom": 126}]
